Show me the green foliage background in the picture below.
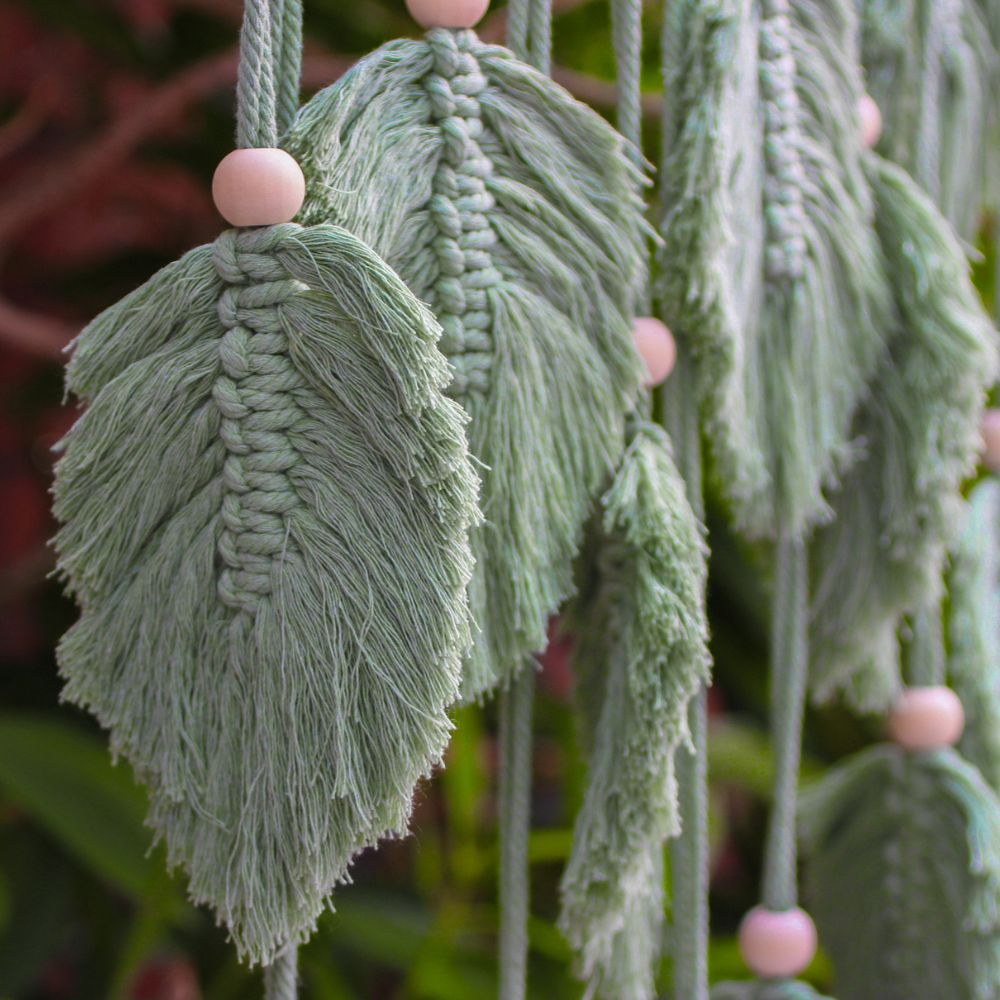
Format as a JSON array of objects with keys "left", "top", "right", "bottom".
[{"left": 0, "top": 1, "right": 993, "bottom": 998}]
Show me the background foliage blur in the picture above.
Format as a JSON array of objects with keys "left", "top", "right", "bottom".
[{"left": 0, "top": 1, "right": 991, "bottom": 998}]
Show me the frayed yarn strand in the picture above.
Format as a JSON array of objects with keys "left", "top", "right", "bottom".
[
  {"left": 53, "top": 222, "right": 479, "bottom": 964},
  {"left": 284, "top": 25, "right": 648, "bottom": 701}
]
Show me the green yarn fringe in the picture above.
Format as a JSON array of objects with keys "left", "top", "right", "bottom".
[
  {"left": 808, "top": 158, "right": 998, "bottom": 710},
  {"left": 558, "top": 422, "right": 710, "bottom": 1000},
  {"left": 283, "top": 26, "right": 647, "bottom": 698},
  {"left": 53, "top": 222, "right": 479, "bottom": 964},
  {"left": 712, "top": 981, "right": 834, "bottom": 1000},
  {"left": 860, "top": 0, "right": 998, "bottom": 239},
  {"left": 949, "top": 477, "right": 1000, "bottom": 794},
  {"left": 800, "top": 745, "right": 1000, "bottom": 1000},
  {"left": 657, "top": 0, "right": 891, "bottom": 541}
]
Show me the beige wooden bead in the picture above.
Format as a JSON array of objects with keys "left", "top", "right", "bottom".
[
  {"left": 212, "top": 148, "right": 305, "bottom": 227},
  {"left": 738, "top": 906, "right": 817, "bottom": 980},
  {"left": 886, "top": 686, "right": 965, "bottom": 752},
  {"left": 406, "top": 0, "right": 489, "bottom": 27},
  {"left": 859, "top": 94, "right": 882, "bottom": 149},
  {"left": 632, "top": 317, "right": 677, "bottom": 387},
  {"left": 981, "top": 408, "right": 1000, "bottom": 472}
]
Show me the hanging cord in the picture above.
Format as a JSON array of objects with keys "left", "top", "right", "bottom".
[
  {"left": 495, "top": 7, "right": 548, "bottom": 998},
  {"left": 272, "top": 0, "right": 303, "bottom": 138},
  {"left": 661, "top": 367, "right": 709, "bottom": 1000},
  {"left": 659, "top": 0, "right": 710, "bottom": 993},
  {"left": 915, "top": 0, "right": 953, "bottom": 201},
  {"left": 908, "top": 600, "right": 946, "bottom": 687},
  {"left": 233, "top": 1, "right": 303, "bottom": 995},
  {"left": 760, "top": 530, "right": 809, "bottom": 912},
  {"left": 263, "top": 948, "right": 298, "bottom": 1000},
  {"left": 498, "top": 666, "right": 536, "bottom": 1000},
  {"left": 610, "top": 0, "right": 643, "bottom": 173}
]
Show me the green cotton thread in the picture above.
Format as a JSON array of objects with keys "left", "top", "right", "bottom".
[{"left": 53, "top": 222, "right": 479, "bottom": 965}]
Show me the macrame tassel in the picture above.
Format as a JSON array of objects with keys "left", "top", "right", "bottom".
[
  {"left": 948, "top": 478, "right": 1000, "bottom": 794},
  {"left": 859, "top": 0, "right": 997, "bottom": 240},
  {"left": 658, "top": 0, "right": 892, "bottom": 542},
  {"left": 282, "top": 19, "right": 648, "bottom": 700},
  {"left": 558, "top": 422, "right": 709, "bottom": 1000},
  {"left": 808, "top": 158, "right": 998, "bottom": 710},
  {"left": 800, "top": 745, "right": 1000, "bottom": 999}
]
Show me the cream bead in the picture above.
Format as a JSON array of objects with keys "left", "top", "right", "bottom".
[
  {"left": 981, "top": 408, "right": 1000, "bottom": 472},
  {"left": 632, "top": 317, "right": 677, "bottom": 387},
  {"left": 406, "top": 0, "right": 490, "bottom": 28},
  {"left": 859, "top": 94, "right": 882, "bottom": 149},
  {"left": 212, "top": 148, "right": 305, "bottom": 228},
  {"left": 887, "top": 686, "right": 965, "bottom": 751},
  {"left": 738, "top": 906, "right": 818, "bottom": 980}
]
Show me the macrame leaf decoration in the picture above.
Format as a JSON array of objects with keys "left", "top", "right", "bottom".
[
  {"left": 799, "top": 745, "right": 1000, "bottom": 1000},
  {"left": 282, "top": 25, "right": 648, "bottom": 700},
  {"left": 948, "top": 477, "right": 1000, "bottom": 794},
  {"left": 657, "top": 0, "right": 892, "bottom": 541},
  {"left": 558, "top": 422, "right": 710, "bottom": 1000},
  {"left": 52, "top": 221, "right": 479, "bottom": 963},
  {"left": 712, "top": 980, "right": 834, "bottom": 1000},
  {"left": 808, "top": 158, "right": 998, "bottom": 710},
  {"left": 859, "top": 0, "right": 997, "bottom": 240}
]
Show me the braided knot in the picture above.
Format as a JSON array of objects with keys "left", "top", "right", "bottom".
[
  {"left": 423, "top": 28, "right": 500, "bottom": 399},
  {"left": 212, "top": 226, "right": 306, "bottom": 615},
  {"left": 758, "top": 1, "right": 807, "bottom": 282}
]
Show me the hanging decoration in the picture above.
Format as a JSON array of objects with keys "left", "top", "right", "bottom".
[
  {"left": 281, "top": 3, "right": 711, "bottom": 998},
  {"left": 51, "top": 0, "right": 480, "bottom": 982}
]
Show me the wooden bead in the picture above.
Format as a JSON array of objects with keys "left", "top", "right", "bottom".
[
  {"left": 405, "top": 0, "right": 490, "bottom": 28},
  {"left": 738, "top": 906, "right": 818, "bottom": 980},
  {"left": 212, "top": 148, "right": 305, "bottom": 227},
  {"left": 632, "top": 317, "right": 677, "bottom": 387},
  {"left": 859, "top": 94, "right": 882, "bottom": 149},
  {"left": 887, "top": 686, "right": 964, "bottom": 751},
  {"left": 981, "top": 408, "right": 1000, "bottom": 472}
]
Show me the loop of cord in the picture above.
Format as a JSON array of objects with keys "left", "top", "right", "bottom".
[
  {"left": 212, "top": 225, "right": 308, "bottom": 616},
  {"left": 423, "top": 29, "right": 500, "bottom": 399}
]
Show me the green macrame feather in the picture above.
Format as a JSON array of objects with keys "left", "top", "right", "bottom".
[
  {"left": 657, "top": 0, "right": 892, "bottom": 541},
  {"left": 53, "top": 222, "right": 479, "bottom": 963},
  {"left": 713, "top": 981, "right": 834, "bottom": 1000},
  {"left": 559, "top": 422, "right": 710, "bottom": 1000},
  {"left": 800, "top": 745, "right": 1000, "bottom": 1000},
  {"left": 860, "top": 0, "right": 998, "bottom": 239},
  {"left": 808, "top": 158, "right": 998, "bottom": 710},
  {"left": 949, "top": 477, "right": 1000, "bottom": 794},
  {"left": 282, "top": 26, "right": 648, "bottom": 699}
]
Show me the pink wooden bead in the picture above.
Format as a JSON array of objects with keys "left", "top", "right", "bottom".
[
  {"left": 887, "top": 686, "right": 965, "bottom": 751},
  {"left": 212, "top": 148, "right": 305, "bottom": 227},
  {"left": 859, "top": 94, "right": 882, "bottom": 149},
  {"left": 981, "top": 408, "right": 1000, "bottom": 472},
  {"left": 632, "top": 317, "right": 677, "bottom": 387},
  {"left": 406, "top": 0, "right": 490, "bottom": 28},
  {"left": 738, "top": 906, "right": 817, "bottom": 980}
]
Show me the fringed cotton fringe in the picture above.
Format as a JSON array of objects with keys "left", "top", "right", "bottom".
[
  {"left": 800, "top": 746, "right": 1000, "bottom": 1000},
  {"left": 860, "top": 0, "right": 998, "bottom": 240},
  {"left": 53, "top": 223, "right": 479, "bottom": 964},
  {"left": 809, "top": 158, "right": 998, "bottom": 710},
  {"left": 558, "top": 423, "right": 710, "bottom": 1000},
  {"left": 713, "top": 980, "right": 834, "bottom": 999},
  {"left": 283, "top": 27, "right": 647, "bottom": 699},
  {"left": 657, "top": 0, "right": 892, "bottom": 541},
  {"left": 949, "top": 478, "right": 1000, "bottom": 794}
]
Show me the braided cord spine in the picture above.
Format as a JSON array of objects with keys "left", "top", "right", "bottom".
[
  {"left": 212, "top": 225, "right": 308, "bottom": 617},
  {"left": 422, "top": 29, "right": 501, "bottom": 400},
  {"left": 758, "top": 0, "right": 807, "bottom": 282}
]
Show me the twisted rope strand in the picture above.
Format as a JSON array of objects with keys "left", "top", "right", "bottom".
[{"left": 236, "top": 0, "right": 278, "bottom": 148}]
